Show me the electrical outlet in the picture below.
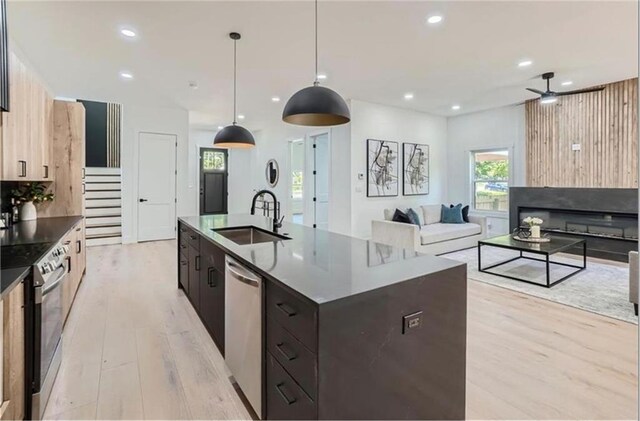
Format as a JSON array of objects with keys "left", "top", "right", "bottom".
[
  {"left": 402, "top": 311, "right": 423, "bottom": 334},
  {"left": 572, "top": 143, "right": 581, "bottom": 151}
]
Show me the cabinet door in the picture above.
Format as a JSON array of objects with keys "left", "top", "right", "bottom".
[
  {"left": 188, "top": 244, "right": 200, "bottom": 310},
  {"left": 2, "top": 52, "right": 29, "bottom": 180},
  {"left": 62, "top": 231, "right": 76, "bottom": 323},
  {"left": 178, "top": 251, "right": 189, "bottom": 294},
  {"left": 73, "top": 221, "right": 85, "bottom": 289},
  {"left": 200, "top": 263, "right": 225, "bottom": 353}
]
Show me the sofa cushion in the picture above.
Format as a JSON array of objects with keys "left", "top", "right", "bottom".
[
  {"left": 420, "top": 222, "right": 481, "bottom": 245},
  {"left": 384, "top": 207, "right": 425, "bottom": 225},
  {"left": 449, "top": 204, "right": 470, "bottom": 222},
  {"left": 391, "top": 209, "right": 412, "bottom": 224},
  {"left": 441, "top": 204, "right": 465, "bottom": 224},
  {"left": 421, "top": 204, "right": 441, "bottom": 225},
  {"left": 406, "top": 208, "right": 422, "bottom": 226}
]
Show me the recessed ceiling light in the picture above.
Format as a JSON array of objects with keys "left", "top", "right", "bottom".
[
  {"left": 561, "top": 81, "right": 573, "bottom": 86},
  {"left": 120, "top": 28, "right": 137, "bottom": 38},
  {"left": 404, "top": 92, "right": 414, "bottom": 100},
  {"left": 188, "top": 81, "right": 198, "bottom": 90},
  {"left": 271, "top": 96, "right": 280, "bottom": 102},
  {"left": 451, "top": 105, "right": 461, "bottom": 110},
  {"left": 518, "top": 60, "right": 533, "bottom": 67},
  {"left": 119, "top": 71, "right": 133, "bottom": 79},
  {"left": 237, "top": 114, "right": 245, "bottom": 120},
  {"left": 427, "top": 15, "right": 443, "bottom": 24},
  {"left": 317, "top": 74, "right": 327, "bottom": 80}
]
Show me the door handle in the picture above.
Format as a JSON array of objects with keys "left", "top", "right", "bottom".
[
  {"left": 195, "top": 255, "right": 200, "bottom": 271},
  {"left": 18, "top": 160, "right": 26, "bottom": 177},
  {"left": 76, "top": 240, "right": 81, "bottom": 254},
  {"left": 275, "top": 383, "right": 297, "bottom": 405},
  {"left": 275, "top": 343, "right": 297, "bottom": 361},
  {"left": 276, "top": 302, "right": 297, "bottom": 317},
  {"left": 44, "top": 165, "right": 49, "bottom": 179},
  {"left": 207, "top": 267, "right": 217, "bottom": 287},
  {"left": 139, "top": 198, "right": 148, "bottom": 202}
]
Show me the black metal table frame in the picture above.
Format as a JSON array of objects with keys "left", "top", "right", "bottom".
[{"left": 477, "top": 240, "right": 587, "bottom": 288}]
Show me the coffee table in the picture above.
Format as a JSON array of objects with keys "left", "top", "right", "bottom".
[{"left": 478, "top": 235, "right": 586, "bottom": 288}]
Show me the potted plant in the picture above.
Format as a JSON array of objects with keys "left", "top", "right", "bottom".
[
  {"left": 522, "top": 216, "right": 544, "bottom": 238},
  {"left": 10, "top": 182, "right": 54, "bottom": 221}
]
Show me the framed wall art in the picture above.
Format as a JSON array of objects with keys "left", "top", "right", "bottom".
[
  {"left": 402, "top": 142, "right": 429, "bottom": 196},
  {"left": 367, "top": 139, "right": 399, "bottom": 197}
]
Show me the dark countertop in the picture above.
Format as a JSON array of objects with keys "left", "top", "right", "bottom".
[
  {"left": 1, "top": 215, "right": 83, "bottom": 297},
  {"left": 1, "top": 266, "right": 30, "bottom": 299},
  {"left": 179, "top": 215, "right": 465, "bottom": 304}
]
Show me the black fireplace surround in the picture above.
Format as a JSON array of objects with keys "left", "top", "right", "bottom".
[{"left": 509, "top": 187, "right": 638, "bottom": 262}]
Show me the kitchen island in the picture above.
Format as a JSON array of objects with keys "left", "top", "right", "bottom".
[{"left": 178, "top": 214, "right": 466, "bottom": 420}]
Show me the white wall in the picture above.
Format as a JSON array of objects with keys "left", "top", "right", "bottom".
[
  {"left": 188, "top": 129, "right": 255, "bottom": 215},
  {"left": 446, "top": 104, "right": 526, "bottom": 236},
  {"left": 121, "top": 105, "right": 189, "bottom": 243},
  {"left": 349, "top": 100, "right": 448, "bottom": 239}
]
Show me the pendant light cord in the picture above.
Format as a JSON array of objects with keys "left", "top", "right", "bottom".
[
  {"left": 314, "top": 0, "right": 319, "bottom": 86},
  {"left": 233, "top": 37, "right": 237, "bottom": 124}
]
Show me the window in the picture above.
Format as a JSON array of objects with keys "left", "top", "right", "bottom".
[
  {"left": 471, "top": 149, "right": 509, "bottom": 212},
  {"left": 291, "top": 171, "right": 304, "bottom": 199},
  {"left": 202, "top": 150, "right": 226, "bottom": 171}
]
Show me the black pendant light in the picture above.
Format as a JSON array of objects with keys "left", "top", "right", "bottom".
[
  {"left": 282, "top": 0, "right": 350, "bottom": 126},
  {"left": 214, "top": 32, "right": 255, "bottom": 148}
]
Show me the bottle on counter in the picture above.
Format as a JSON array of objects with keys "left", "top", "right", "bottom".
[{"left": 11, "top": 198, "right": 19, "bottom": 223}]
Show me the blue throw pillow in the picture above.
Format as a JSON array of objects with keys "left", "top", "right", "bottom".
[
  {"left": 406, "top": 208, "right": 421, "bottom": 226},
  {"left": 441, "top": 204, "right": 464, "bottom": 224}
]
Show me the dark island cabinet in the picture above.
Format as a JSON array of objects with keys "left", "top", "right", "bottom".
[{"left": 199, "top": 238, "right": 225, "bottom": 353}]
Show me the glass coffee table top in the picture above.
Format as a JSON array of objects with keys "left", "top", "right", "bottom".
[{"left": 479, "top": 234, "right": 585, "bottom": 255}]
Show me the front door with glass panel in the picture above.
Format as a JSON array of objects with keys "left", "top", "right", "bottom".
[{"left": 200, "top": 148, "right": 228, "bottom": 215}]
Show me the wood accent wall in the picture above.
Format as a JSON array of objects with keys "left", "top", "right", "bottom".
[{"left": 526, "top": 78, "right": 638, "bottom": 188}]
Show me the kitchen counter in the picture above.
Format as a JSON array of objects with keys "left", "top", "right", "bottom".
[
  {"left": 0, "top": 266, "right": 29, "bottom": 299},
  {"left": 1, "top": 216, "right": 84, "bottom": 297},
  {"left": 179, "top": 214, "right": 464, "bottom": 304}
]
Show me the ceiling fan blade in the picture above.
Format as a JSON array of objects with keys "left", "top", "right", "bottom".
[
  {"left": 556, "top": 86, "right": 605, "bottom": 96},
  {"left": 526, "top": 88, "right": 545, "bottom": 95}
]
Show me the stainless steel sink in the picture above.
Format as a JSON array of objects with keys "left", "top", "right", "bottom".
[{"left": 212, "top": 226, "right": 290, "bottom": 245}]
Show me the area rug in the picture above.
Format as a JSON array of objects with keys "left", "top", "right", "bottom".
[{"left": 441, "top": 247, "right": 637, "bottom": 324}]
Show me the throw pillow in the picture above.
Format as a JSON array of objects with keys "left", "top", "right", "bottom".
[
  {"left": 449, "top": 203, "right": 470, "bottom": 222},
  {"left": 392, "top": 209, "right": 412, "bottom": 224},
  {"left": 406, "top": 208, "right": 421, "bottom": 226},
  {"left": 441, "top": 204, "right": 465, "bottom": 224}
]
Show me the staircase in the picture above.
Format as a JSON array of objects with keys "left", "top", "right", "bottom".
[{"left": 85, "top": 167, "right": 122, "bottom": 246}]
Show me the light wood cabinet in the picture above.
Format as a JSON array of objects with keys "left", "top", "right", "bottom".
[
  {"left": 62, "top": 220, "right": 86, "bottom": 323},
  {"left": 1, "top": 50, "right": 53, "bottom": 181},
  {"left": 39, "top": 101, "right": 85, "bottom": 218},
  {"left": 1, "top": 282, "right": 24, "bottom": 421}
]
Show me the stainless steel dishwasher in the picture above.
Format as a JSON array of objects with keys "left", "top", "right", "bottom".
[{"left": 225, "top": 256, "right": 262, "bottom": 417}]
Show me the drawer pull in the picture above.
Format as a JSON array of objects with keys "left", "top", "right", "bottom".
[
  {"left": 180, "top": 260, "right": 187, "bottom": 266},
  {"left": 195, "top": 255, "right": 201, "bottom": 271},
  {"left": 275, "top": 383, "right": 297, "bottom": 405},
  {"left": 180, "top": 244, "right": 187, "bottom": 249},
  {"left": 207, "top": 267, "right": 217, "bottom": 287},
  {"left": 276, "top": 302, "right": 297, "bottom": 317},
  {"left": 275, "top": 343, "right": 297, "bottom": 361},
  {"left": 190, "top": 235, "right": 198, "bottom": 240}
]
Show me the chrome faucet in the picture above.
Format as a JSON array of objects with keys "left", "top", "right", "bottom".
[{"left": 250, "top": 189, "right": 284, "bottom": 233}]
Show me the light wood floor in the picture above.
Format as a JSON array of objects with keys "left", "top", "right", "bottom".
[{"left": 44, "top": 241, "right": 638, "bottom": 420}]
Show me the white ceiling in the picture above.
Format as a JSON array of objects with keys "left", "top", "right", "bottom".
[{"left": 8, "top": 1, "right": 638, "bottom": 130}]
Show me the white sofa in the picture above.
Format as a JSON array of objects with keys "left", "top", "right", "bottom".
[{"left": 371, "top": 204, "right": 488, "bottom": 255}]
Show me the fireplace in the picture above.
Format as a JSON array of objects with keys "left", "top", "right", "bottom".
[{"left": 510, "top": 188, "right": 638, "bottom": 262}]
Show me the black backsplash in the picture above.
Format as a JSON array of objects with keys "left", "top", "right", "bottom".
[{"left": 0, "top": 181, "right": 19, "bottom": 212}]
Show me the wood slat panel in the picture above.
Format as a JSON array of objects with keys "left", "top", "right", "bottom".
[{"left": 526, "top": 78, "right": 638, "bottom": 188}]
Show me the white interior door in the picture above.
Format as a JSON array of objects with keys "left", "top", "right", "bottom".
[
  {"left": 138, "top": 132, "right": 177, "bottom": 242},
  {"left": 313, "top": 133, "right": 330, "bottom": 230}
]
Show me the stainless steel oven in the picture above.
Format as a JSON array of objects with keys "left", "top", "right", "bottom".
[{"left": 30, "top": 241, "right": 69, "bottom": 420}]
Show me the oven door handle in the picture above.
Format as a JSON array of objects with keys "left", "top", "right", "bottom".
[{"left": 42, "top": 266, "right": 67, "bottom": 297}]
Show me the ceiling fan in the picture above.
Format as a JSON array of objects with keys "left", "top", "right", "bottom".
[{"left": 526, "top": 72, "right": 605, "bottom": 104}]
